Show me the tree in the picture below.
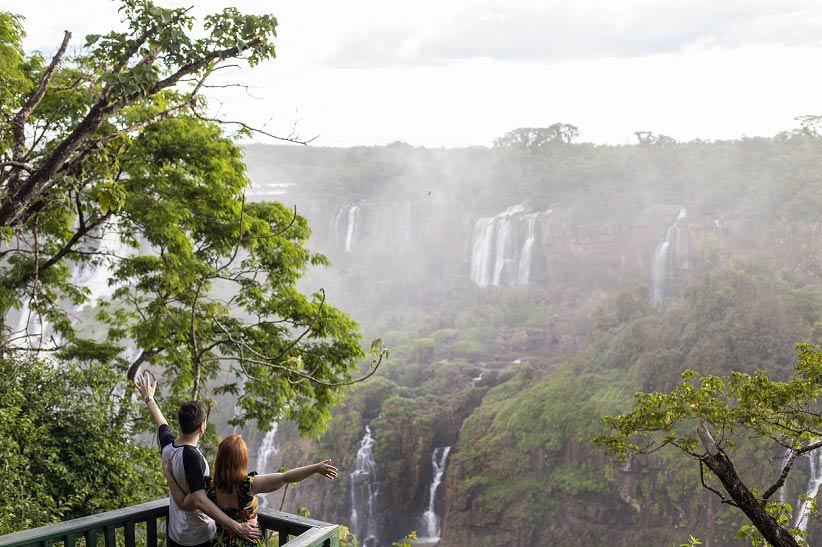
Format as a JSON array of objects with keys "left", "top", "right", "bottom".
[
  {"left": 494, "top": 123, "right": 579, "bottom": 148},
  {"left": 595, "top": 344, "right": 822, "bottom": 547},
  {"left": 0, "top": 0, "right": 383, "bottom": 435},
  {"left": 0, "top": 355, "right": 164, "bottom": 532},
  {"left": 634, "top": 131, "right": 676, "bottom": 145}
]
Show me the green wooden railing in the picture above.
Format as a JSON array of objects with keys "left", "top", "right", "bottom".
[{"left": 0, "top": 499, "right": 339, "bottom": 547}]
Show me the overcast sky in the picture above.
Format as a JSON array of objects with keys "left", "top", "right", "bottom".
[{"left": 6, "top": 0, "right": 822, "bottom": 147}]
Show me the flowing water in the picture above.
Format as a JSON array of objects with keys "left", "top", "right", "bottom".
[
  {"left": 330, "top": 201, "right": 414, "bottom": 253},
  {"left": 470, "top": 205, "right": 549, "bottom": 287},
  {"left": 794, "top": 446, "right": 822, "bottom": 532},
  {"left": 650, "top": 208, "right": 687, "bottom": 310},
  {"left": 350, "top": 426, "right": 379, "bottom": 547},
  {"left": 418, "top": 446, "right": 451, "bottom": 544},
  {"left": 255, "top": 423, "right": 280, "bottom": 509}
]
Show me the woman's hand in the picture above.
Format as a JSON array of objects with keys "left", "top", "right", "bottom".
[{"left": 315, "top": 459, "right": 338, "bottom": 480}]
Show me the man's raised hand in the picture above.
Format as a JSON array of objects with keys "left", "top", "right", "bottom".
[{"left": 135, "top": 370, "right": 157, "bottom": 400}]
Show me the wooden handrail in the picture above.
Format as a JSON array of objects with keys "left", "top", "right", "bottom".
[{"left": 0, "top": 499, "right": 339, "bottom": 547}]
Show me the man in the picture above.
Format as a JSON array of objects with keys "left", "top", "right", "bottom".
[{"left": 135, "top": 371, "right": 261, "bottom": 547}]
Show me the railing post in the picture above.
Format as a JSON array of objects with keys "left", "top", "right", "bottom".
[
  {"left": 123, "top": 522, "right": 135, "bottom": 547},
  {"left": 84, "top": 529, "right": 97, "bottom": 547},
  {"left": 146, "top": 518, "right": 157, "bottom": 547},
  {"left": 103, "top": 526, "right": 115, "bottom": 547}
]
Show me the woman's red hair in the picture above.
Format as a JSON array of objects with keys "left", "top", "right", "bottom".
[{"left": 214, "top": 434, "right": 248, "bottom": 493}]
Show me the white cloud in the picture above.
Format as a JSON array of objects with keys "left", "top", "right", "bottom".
[{"left": 327, "top": 0, "right": 822, "bottom": 66}]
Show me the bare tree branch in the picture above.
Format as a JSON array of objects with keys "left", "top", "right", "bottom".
[
  {"left": 0, "top": 161, "right": 35, "bottom": 174},
  {"left": 700, "top": 460, "right": 737, "bottom": 507},
  {"left": 11, "top": 31, "right": 72, "bottom": 163},
  {"left": 0, "top": 36, "right": 271, "bottom": 228},
  {"left": 193, "top": 112, "right": 318, "bottom": 145},
  {"left": 126, "top": 349, "right": 161, "bottom": 382},
  {"left": 191, "top": 277, "right": 207, "bottom": 400}
]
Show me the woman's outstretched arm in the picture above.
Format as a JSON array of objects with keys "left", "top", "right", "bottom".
[{"left": 250, "top": 459, "right": 338, "bottom": 495}]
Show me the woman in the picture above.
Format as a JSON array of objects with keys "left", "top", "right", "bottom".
[{"left": 164, "top": 434, "right": 338, "bottom": 547}]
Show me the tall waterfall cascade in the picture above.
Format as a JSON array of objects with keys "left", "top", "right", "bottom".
[
  {"left": 794, "top": 446, "right": 822, "bottom": 532},
  {"left": 650, "top": 208, "right": 687, "bottom": 310},
  {"left": 470, "top": 205, "right": 550, "bottom": 287},
  {"left": 419, "top": 446, "right": 451, "bottom": 543},
  {"left": 350, "top": 426, "right": 379, "bottom": 547},
  {"left": 344, "top": 205, "right": 361, "bottom": 253},
  {"left": 330, "top": 202, "right": 413, "bottom": 254},
  {"left": 255, "top": 423, "right": 280, "bottom": 509}
]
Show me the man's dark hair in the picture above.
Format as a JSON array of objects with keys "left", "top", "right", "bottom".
[{"left": 178, "top": 400, "right": 208, "bottom": 434}]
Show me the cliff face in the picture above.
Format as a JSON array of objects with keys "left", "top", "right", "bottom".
[{"left": 240, "top": 140, "right": 822, "bottom": 546}]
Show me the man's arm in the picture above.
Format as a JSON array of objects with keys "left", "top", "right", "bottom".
[
  {"left": 135, "top": 370, "right": 168, "bottom": 427},
  {"left": 190, "top": 490, "right": 261, "bottom": 541},
  {"left": 163, "top": 459, "right": 196, "bottom": 511}
]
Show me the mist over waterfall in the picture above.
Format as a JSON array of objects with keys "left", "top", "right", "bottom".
[
  {"left": 419, "top": 446, "right": 451, "bottom": 543},
  {"left": 470, "top": 205, "right": 549, "bottom": 287},
  {"left": 350, "top": 426, "right": 379, "bottom": 547},
  {"left": 650, "top": 208, "right": 687, "bottom": 309},
  {"left": 233, "top": 142, "right": 822, "bottom": 546},
  {"left": 255, "top": 424, "right": 280, "bottom": 508}
]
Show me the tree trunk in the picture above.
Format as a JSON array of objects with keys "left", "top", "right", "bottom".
[{"left": 698, "top": 423, "right": 799, "bottom": 547}]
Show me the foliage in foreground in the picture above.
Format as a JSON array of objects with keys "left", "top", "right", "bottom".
[
  {"left": 595, "top": 344, "right": 822, "bottom": 546},
  {"left": 0, "top": 357, "right": 163, "bottom": 533}
]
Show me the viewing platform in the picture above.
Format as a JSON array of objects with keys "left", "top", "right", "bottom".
[{"left": 0, "top": 499, "right": 339, "bottom": 547}]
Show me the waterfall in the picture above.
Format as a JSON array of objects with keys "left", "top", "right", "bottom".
[
  {"left": 255, "top": 423, "right": 280, "bottom": 509},
  {"left": 470, "top": 205, "right": 549, "bottom": 287},
  {"left": 650, "top": 208, "right": 687, "bottom": 310},
  {"left": 256, "top": 424, "right": 279, "bottom": 473},
  {"left": 70, "top": 229, "right": 127, "bottom": 310},
  {"left": 7, "top": 226, "right": 131, "bottom": 349},
  {"left": 516, "top": 215, "right": 538, "bottom": 285},
  {"left": 794, "top": 447, "right": 822, "bottom": 532},
  {"left": 8, "top": 302, "right": 52, "bottom": 350},
  {"left": 350, "top": 426, "right": 379, "bottom": 547},
  {"left": 419, "top": 446, "right": 451, "bottom": 543},
  {"left": 330, "top": 201, "right": 413, "bottom": 253},
  {"left": 344, "top": 205, "right": 361, "bottom": 253}
]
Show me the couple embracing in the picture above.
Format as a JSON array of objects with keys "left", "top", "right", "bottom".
[{"left": 135, "top": 371, "right": 338, "bottom": 547}]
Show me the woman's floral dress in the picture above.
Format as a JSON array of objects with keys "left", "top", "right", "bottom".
[{"left": 204, "top": 472, "right": 264, "bottom": 547}]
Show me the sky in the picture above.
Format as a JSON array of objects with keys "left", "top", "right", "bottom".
[{"left": 6, "top": 0, "right": 822, "bottom": 147}]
